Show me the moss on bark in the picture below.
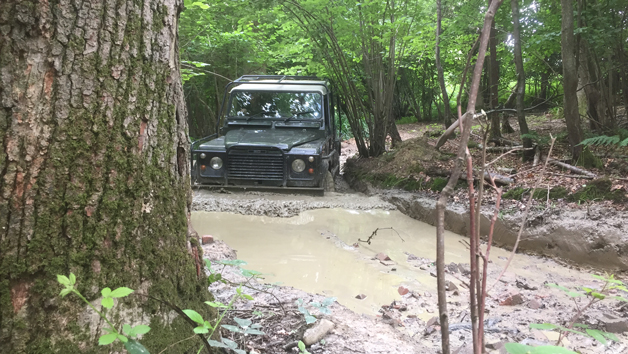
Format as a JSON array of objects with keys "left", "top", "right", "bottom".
[{"left": 0, "top": 0, "right": 212, "bottom": 352}]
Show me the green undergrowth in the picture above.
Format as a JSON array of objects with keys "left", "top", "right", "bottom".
[{"left": 502, "top": 178, "right": 625, "bottom": 203}]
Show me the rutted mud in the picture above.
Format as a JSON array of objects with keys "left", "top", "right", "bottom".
[{"left": 193, "top": 208, "right": 599, "bottom": 316}]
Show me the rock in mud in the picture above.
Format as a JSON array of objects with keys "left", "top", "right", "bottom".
[
  {"left": 398, "top": 286, "right": 409, "bottom": 296},
  {"left": 201, "top": 235, "right": 214, "bottom": 244},
  {"left": 499, "top": 291, "right": 524, "bottom": 306},
  {"left": 600, "top": 314, "right": 628, "bottom": 333},
  {"left": 376, "top": 253, "right": 392, "bottom": 261},
  {"left": 355, "top": 294, "right": 367, "bottom": 300},
  {"left": 527, "top": 299, "right": 542, "bottom": 309},
  {"left": 303, "top": 319, "right": 335, "bottom": 346}
]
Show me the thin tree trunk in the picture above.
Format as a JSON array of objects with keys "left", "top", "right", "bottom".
[
  {"left": 488, "top": 0, "right": 501, "bottom": 139},
  {"left": 0, "top": 0, "right": 208, "bottom": 352},
  {"left": 435, "top": 2, "right": 503, "bottom": 354},
  {"left": 511, "top": 0, "right": 533, "bottom": 161},
  {"left": 561, "top": 0, "right": 584, "bottom": 161},
  {"left": 436, "top": 0, "right": 453, "bottom": 127}
]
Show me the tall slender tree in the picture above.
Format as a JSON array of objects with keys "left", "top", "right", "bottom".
[
  {"left": 511, "top": 0, "right": 533, "bottom": 161},
  {"left": 0, "top": 0, "right": 208, "bottom": 352},
  {"left": 560, "top": 0, "right": 584, "bottom": 161},
  {"left": 436, "top": 0, "right": 453, "bottom": 128}
]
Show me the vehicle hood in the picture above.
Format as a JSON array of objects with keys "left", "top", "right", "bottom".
[{"left": 224, "top": 128, "right": 325, "bottom": 151}]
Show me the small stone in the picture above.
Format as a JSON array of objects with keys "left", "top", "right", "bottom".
[
  {"left": 486, "top": 341, "right": 505, "bottom": 350},
  {"left": 355, "top": 294, "right": 367, "bottom": 300},
  {"left": 447, "top": 262, "right": 459, "bottom": 273},
  {"left": 398, "top": 286, "right": 409, "bottom": 296},
  {"left": 499, "top": 292, "right": 524, "bottom": 306},
  {"left": 201, "top": 235, "right": 214, "bottom": 245},
  {"left": 446, "top": 281, "right": 459, "bottom": 292},
  {"left": 516, "top": 278, "right": 538, "bottom": 290},
  {"left": 380, "top": 260, "right": 395, "bottom": 266},
  {"left": 303, "top": 319, "right": 335, "bottom": 346},
  {"left": 424, "top": 292, "right": 432, "bottom": 297},
  {"left": 427, "top": 308, "right": 434, "bottom": 313},
  {"left": 426, "top": 316, "right": 439, "bottom": 327},
  {"left": 527, "top": 299, "right": 542, "bottom": 309},
  {"left": 376, "top": 252, "right": 391, "bottom": 261},
  {"left": 352, "top": 242, "right": 359, "bottom": 248},
  {"left": 430, "top": 271, "right": 437, "bottom": 278},
  {"left": 391, "top": 267, "right": 397, "bottom": 271},
  {"left": 419, "top": 265, "right": 428, "bottom": 270},
  {"left": 601, "top": 316, "right": 628, "bottom": 333}
]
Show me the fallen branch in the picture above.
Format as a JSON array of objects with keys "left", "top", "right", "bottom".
[
  {"left": 490, "top": 135, "right": 556, "bottom": 290},
  {"left": 358, "top": 227, "right": 404, "bottom": 245},
  {"left": 547, "top": 159, "right": 597, "bottom": 178},
  {"left": 547, "top": 173, "right": 594, "bottom": 179}
]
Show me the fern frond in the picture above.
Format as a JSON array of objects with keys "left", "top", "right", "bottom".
[
  {"left": 620, "top": 137, "right": 628, "bottom": 147},
  {"left": 579, "top": 135, "right": 621, "bottom": 146}
]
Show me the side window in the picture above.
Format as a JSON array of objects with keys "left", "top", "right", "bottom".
[{"left": 324, "top": 95, "right": 331, "bottom": 134}]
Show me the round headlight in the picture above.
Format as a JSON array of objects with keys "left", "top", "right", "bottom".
[
  {"left": 308, "top": 156, "right": 314, "bottom": 162},
  {"left": 292, "top": 159, "right": 306, "bottom": 173},
  {"left": 200, "top": 153, "right": 206, "bottom": 159},
  {"left": 210, "top": 157, "right": 223, "bottom": 170}
]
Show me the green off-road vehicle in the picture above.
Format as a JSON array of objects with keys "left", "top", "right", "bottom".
[{"left": 191, "top": 75, "right": 341, "bottom": 192}]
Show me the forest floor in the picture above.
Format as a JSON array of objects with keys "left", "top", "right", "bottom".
[
  {"left": 191, "top": 111, "right": 628, "bottom": 354},
  {"left": 343, "top": 109, "right": 628, "bottom": 213}
]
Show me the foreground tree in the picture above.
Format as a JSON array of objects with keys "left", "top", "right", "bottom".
[{"left": 0, "top": 0, "right": 208, "bottom": 352}]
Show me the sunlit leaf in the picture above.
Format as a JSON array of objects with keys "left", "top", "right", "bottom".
[
  {"left": 124, "top": 339, "right": 150, "bottom": 354},
  {"left": 98, "top": 333, "right": 118, "bottom": 345},
  {"left": 586, "top": 329, "right": 607, "bottom": 345},
  {"left": 57, "top": 275, "right": 70, "bottom": 286},
  {"left": 101, "top": 297, "right": 114, "bottom": 309},
  {"left": 182, "top": 309, "right": 204, "bottom": 324},
  {"left": 110, "top": 287, "right": 134, "bottom": 298}
]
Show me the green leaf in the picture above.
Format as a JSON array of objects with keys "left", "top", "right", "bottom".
[
  {"left": 217, "top": 259, "right": 247, "bottom": 267},
  {"left": 234, "top": 317, "right": 252, "bottom": 328},
  {"left": 298, "top": 341, "right": 309, "bottom": 353},
  {"left": 101, "top": 297, "right": 114, "bottom": 309},
  {"left": 69, "top": 273, "right": 76, "bottom": 285},
  {"left": 193, "top": 326, "right": 209, "bottom": 334},
  {"left": 242, "top": 294, "right": 254, "bottom": 301},
  {"left": 305, "top": 314, "right": 317, "bottom": 324},
  {"left": 530, "top": 345, "right": 578, "bottom": 354},
  {"left": 573, "top": 323, "right": 589, "bottom": 328},
  {"left": 124, "top": 339, "right": 150, "bottom": 354},
  {"left": 98, "top": 333, "right": 118, "bottom": 345},
  {"left": 586, "top": 329, "right": 608, "bottom": 345},
  {"left": 591, "top": 292, "right": 605, "bottom": 300},
  {"left": 182, "top": 309, "right": 204, "bottom": 324},
  {"left": 110, "top": 287, "right": 134, "bottom": 298},
  {"left": 221, "top": 324, "right": 242, "bottom": 333},
  {"left": 101, "top": 287, "right": 112, "bottom": 297},
  {"left": 205, "top": 301, "right": 228, "bottom": 308},
  {"left": 244, "top": 328, "right": 265, "bottom": 335},
  {"left": 123, "top": 324, "right": 132, "bottom": 335},
  {"left": 601, "top": 331, "right": 619, "bottom": 342},
  {"left": 241, "top": 268, "right": 262, "bottom": 277},
  {"left": 57, "top": 275, "right": 71, "bottom": 286},
  {"left": 207, "top": 339, "right": 229, "bottom": 348},
  {"left": 222, "top": 338, "right": 238, "bottom": 349},
  {"left": 59, "top": 288, "right": 72, "bottom": 297},
  {"left": 130, "top": 325, "right": 151, "bottom": 336},
  {"left": 117, "top": 334, "right": 128, "bottom": 343},
  {"left": 529, "top": 323, "right": 558, "bottom": 330}
]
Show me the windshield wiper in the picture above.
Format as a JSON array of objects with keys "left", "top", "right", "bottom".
[{"left": 283, "top": 110, "right": 317, "bottom": 123}]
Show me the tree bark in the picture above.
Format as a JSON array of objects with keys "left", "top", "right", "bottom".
[
  {"left": 488, "top": 0, "right": 501, "bottom": 139},
  {"left": 560, "top": 0, "right": 584, "bottom": 161},
  {"left": 436, "top": 0, "right": 453, "bottom": 128},
  {"left": 511, "top": 0, "right": 533, "bottom": 161},
  {"left": 0, "top": 0, "right": 208, "bottom": 352}
]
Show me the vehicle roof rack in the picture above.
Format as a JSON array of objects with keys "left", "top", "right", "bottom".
[{"left": 234, "top": 75, "right": 322, "bottom": 83}]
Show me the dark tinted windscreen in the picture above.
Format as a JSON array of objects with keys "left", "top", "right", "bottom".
[{"left": 228, "top": 91, "right": 322, "bottom": 119}]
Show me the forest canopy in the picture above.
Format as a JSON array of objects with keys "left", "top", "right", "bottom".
[{"left": 180, "top": 0, "right": 627, "bottom": 161}]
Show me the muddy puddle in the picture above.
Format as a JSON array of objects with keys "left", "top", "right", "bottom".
[{"left": 192, "top": 208, "right": 581, "bottom": 316}]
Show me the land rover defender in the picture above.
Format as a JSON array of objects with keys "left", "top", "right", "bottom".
[{"left": 191, "top": 75, "right": 341, "bottom": 192}]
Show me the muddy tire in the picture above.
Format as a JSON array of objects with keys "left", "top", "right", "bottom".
[{"left": 323, "top": 171, "right": 335, "bottom": 193}]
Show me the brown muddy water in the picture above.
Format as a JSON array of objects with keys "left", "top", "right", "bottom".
[{"left": 191, "top": 208, "right": 575, "bottom": 316}]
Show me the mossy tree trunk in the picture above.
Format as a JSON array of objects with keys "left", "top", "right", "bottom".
[{"left": 0, "top": 0, "right": 209, "bottom": 352}]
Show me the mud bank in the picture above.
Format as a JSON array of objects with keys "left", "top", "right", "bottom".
[
  {"left": 347, "top": 179, "right": 628, "bottom": 271},
  {"left": 191, "top": 189, "right": 394, "bottom": 217}
]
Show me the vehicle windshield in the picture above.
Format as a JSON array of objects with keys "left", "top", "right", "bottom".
[{"left": 228, "top": 91, "right": 323, "bottom": 120}]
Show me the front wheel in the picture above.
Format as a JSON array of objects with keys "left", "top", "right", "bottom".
[{"left": 323, "top": 171, "right": 335, "bottom": 193}]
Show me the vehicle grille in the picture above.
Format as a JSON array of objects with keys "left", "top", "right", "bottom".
[{"left": 227, "top": 147, "right": 284, "bottom": 181}]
